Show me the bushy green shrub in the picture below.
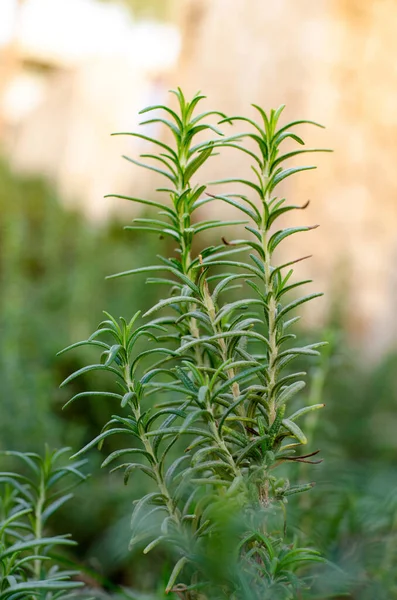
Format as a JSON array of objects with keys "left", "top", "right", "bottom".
[{"left": 61, "top": 90, "right": 330, "bottom": 599}]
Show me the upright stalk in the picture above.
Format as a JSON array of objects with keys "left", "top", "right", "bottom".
[
  {"left": 61, "top": 94, "right": 330, "bottom": 599},
  {"left": 33, "top": 477, "right": 45, "bottom": 579}
]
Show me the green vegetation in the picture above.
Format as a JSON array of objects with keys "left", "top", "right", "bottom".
[
  {"left": 0, "top": 90, "right": 396, "bottom": 599},
  {"left": 0, "top": 160, "right": 162, "bottom": 453},
  {"left": 0, "top": 449, "right": 87, "bottom": 599},
  {"left": 61, "top": 90, "right": 329, "bottom": 599}
]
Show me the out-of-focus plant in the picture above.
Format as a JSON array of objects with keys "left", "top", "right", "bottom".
[
  {"left": 0, "top": 160, "right": 163, "bottom": 453},
  {"left": 61, "top": 89, "right": 331, "bottom": 599},
  {"left": 295, "top": 344, "right": 397, "bottom": 600},
  {"left": 0, "top": 447, "right": 87, "bottom": 599},
  {"left": 0, "top": 158, "right": 169, "bottom": 590}
]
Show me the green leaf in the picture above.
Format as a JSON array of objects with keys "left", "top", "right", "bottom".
[
  {"left": 175, "top": 367, "right": 198, "bottom": 393},
  {"left": 276, "top": 381, "right": 306, "bottom": 407},
  {"left": 122, "top": 154, "right": 175, "bottom": 182},
  {"left": 268, "top": 166, "right": 316, "bottom": 192},
  {"left": 282, "top": 316, "right": 301, "bottom": 331},
  {"left": 272, "top": 148, "right": 332, "bottom": 170},
  {"left": 130, "top": 492, "right": 165, "bottom": 532},
  {"left": 111, "top": 131, "right": 177, "bottom": 158},
  {"left": 219, "top": 114, "right": 265, "bottom": 136},
  {"left": 0, "top": 580, "right": 82, "bottom": 597},
  {"left": 177, "top": 330, "right": 270, "bottom": 355},
  {"left": 165, "top": 455, "right": 191, "bottom": 487},
  {"left": 281, "top": 419, "right": 307, "bottom": 444},
  {"left": 139, "top": 117, "right": 181, "bottom": 137},
  {"left": 206, "top": 193, "right": 261, "bottom": 224},
  {"left": 214, "top": 298, "right": 264, "bottom": 324},
  {"left": 192, "top": 219, "right": 248, "bottom": 234},
  {"left": 107, "top": 265, "right": 198, "bottom": 293},
  {"left": 184, "top": 145, "right": 214, "bottom": 183},
  {"left": 212, "top": 274, "right": 253, "bottom": 304},
  {"left": 217, "top": 396, "right": 247, "bottom": 434},
  {"left": 143, "top": 295, "right": 202, "bottom": 317},
  {"left": 143, "top": 535, "right": 167, "bottom": 555},
  {"left": 104, "top": 344, "right": 122, "bottom": 366},
  {"left": 276, "top": 119, "right": 325, "bottom": 136},
  {"left": 270, "top": 254, "right": 312, "bottom": 282},
  {"left": 272, "top": 372, "right": 306, "bottom": 395},
  {"left": 276, "top": 345, "right": 324, "bottom": 363},
  {"left": 140, "top": 153, "right": 179, "bottom": 178},
  {"left": 252, "top": 103, "right": 273, "bottom": 134},
  {"left": 60, "top": 364, "right": 122, "bottom": 387},
  {"left": 56, "top": 339, "right": 108, "bottom": 356},
  {"left": 0, "top": 451, "right": 41, "bottom": 474},
  {"left": 139, "top": 103, "right": 183, "bottom": 127},
  {"left": 146, "top": 427, "right": 214, "bottom": 440},
  {"left": 146, "top": 408, "right": 186, "bottom": 429},
  {"left": 190, "top": 477, "right": 232, "bottom": 486},
  {"left": 71, "top": 428, "right": 135, "bottom": 458},
  {"left": 215, "top": 365, "right": 265, "bottom": 398},
  {"left": 275, "top": 293, "right": 323, "bottom": 323},
  {"left": 220, "top": 142, "right": 263, "bottom": 167},
  {"left": 125, "top": 225, "right": 180, "bottom": 240},
  {"left": 275, "top": 131, "right": 305, "bottom": 146},
  {"left": 41, "top": 494, "right": 74, "bottom": 524},
  {"left": 199, "top": 259, "right": 263, "bottom": 277},
  {"left": 0, "top": 536, "right": 76, "bottom": 560},
  {"left": 283, "top": 483, "right": 315, "bottom": 497},
  {"left": 165, "top": 556, "right": 189, "bottom": 593},
  {"left": 180, "top": 408, "right": 211, "bottom": 432},
  {"left": 289, "top": 403, "right": 325, "bottom": 421},
  {"left": 236, "top": 435, "right": 268, "bottom": 465},
  {"left": 189, "top": 459, "right": 231, "bottom": 474},
  {"left": 63, "top": 391, "right": 122, "bottom": 410},
  {"left": 276, "top": 279, "right": 312, "bottom": 300},
  {"left": 104, "top": 193, "right": 174, "bottom": 215},
  {"left": 210, "top": 177, "right": 263, "bottom": 196},
  {"left": 101, "top": 448, "right": 154, "bottom": 468},
  {"left": 113, "top": 462, "right": 156, "bottom": 484},
  {"left": 191, "top": 110, "right": 227, "bottom": 124},
  {"left": 269, "top": 225, "right": 319, "bottom": 253}
]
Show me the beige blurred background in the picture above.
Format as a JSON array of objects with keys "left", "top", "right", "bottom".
[{"left": 1, "top": 0, "right": 396, "bottom": 356}]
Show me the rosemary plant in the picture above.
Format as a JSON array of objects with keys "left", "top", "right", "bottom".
[
  {"left": 61, "top": 90, "right": 330, "bottom": 599},
  {"left": 0, "top": 447, "right": 87, "bottom": 599}
]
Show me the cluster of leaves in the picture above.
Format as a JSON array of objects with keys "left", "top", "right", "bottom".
[
  {"left": 61, "top": 90, "right": 330, "bottom": 599},
  {"left": 0, "top": 448, "right": 87, "bottom": 599}
]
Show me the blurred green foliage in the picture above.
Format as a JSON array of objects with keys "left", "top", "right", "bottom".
[
  {"left": 0, "top": 159, "right": 167, "bottom": 591},
  {"left": 0, "top": 159, "right": 164, "bottom": 453},
  {"left": 0, "top": 159, "right": 396, "bottom": 597},
  {"left": 286, "top": 332, "right": 397, "bottom": 599}
]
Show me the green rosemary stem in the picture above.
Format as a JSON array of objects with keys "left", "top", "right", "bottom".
[
  {"left": 177, "top": 198, "right": 191, "bottom": 276},
  {"left": 176, "top": 194, "right": 202, "bottom": 367},
  {"left": 262, "top": 176, "right": 278, "bottom": 427},
  {"left": 208, "top": 420, "right": 241, "bottom": 480},
  {"left": 174, "top": 153, "right": 241, "bottom": 408},
  {"left": 123, "top": 366, "right": 180, "bottom": 524},
  {"left": 183, "top": 251, "right": 243, "bottom": 477},
  {"left": 199, "top": 256, "right": 241, "bottom": 403},
  {"left": 33, "top": 476, "right": 45, "bottom": 579}
]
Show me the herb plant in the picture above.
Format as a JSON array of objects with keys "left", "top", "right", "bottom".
[
  {"left": 60, "top": 89, "right": 330, "bottom": 599},
  {"left": 0, "top": 448, "right": 87, "bottom": 599}
]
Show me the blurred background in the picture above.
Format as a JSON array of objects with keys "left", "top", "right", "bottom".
[{"left": 0, "top": 0, "right": 397, "bottom": 598}]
